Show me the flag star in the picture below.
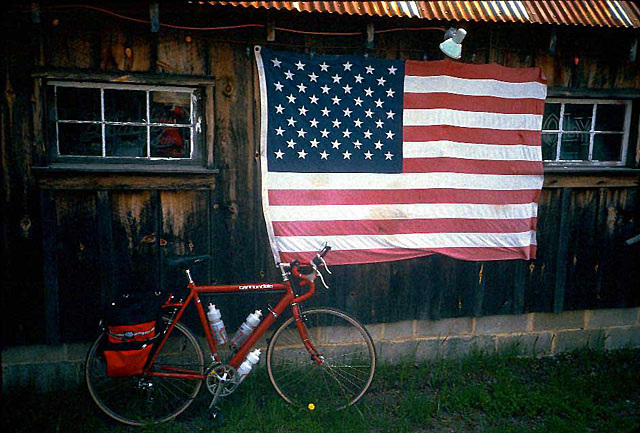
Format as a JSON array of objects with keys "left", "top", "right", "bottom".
[
  {"left": 297, "top": 83, "right": 307, "bottom": 93},
  {"left": 309, "top": 118, "right": 319, "bottom": 128},
  {"left": 275, "top": 104, "right": 285, "bottom": 114},
  {"left": 297, "top": 149, "right": 308, "bottom": 159},
  {"left": 320, "top": 150, "right": 330, "bottom": 160},
  {"left": 342, "top": 84, "right": 352, "bottom": 94},
  {"left": 309, "top": 94, "right": 319, "bottom": 104},
  {"left": 332, "top": 74, "right": 342, "bottom": 84},
  {"left": 354, "top": 74, "right": 364, "bottom": 83},
  {"left": 343, "top": 107, "right": 352, "bottom": 117},
  {"left": 295, "top": 60, "right": 306, "bottom": 70},
  {"left": 321, "top": 85, "right": 331, "bottom": 94},
  {"left": 375, "top": 119, "right": 384, "bottom": 128},
  {"left": 331, "top": 95, "right": 342, "bottom": 105},
  {"left": 386, "top": 130, "right": 395, "bottom": 139},
  {"left": 320, "top": 128, "right": 330, "bottom": 138},
  {"left": 331, "top": 139, "right": 341, "bottom": 149},
  {"left": 353, "top": 97, "right": 363, "bottom": 106},
  {"left": 364, "top": 108, "right": 374, "bottom": 118},
  {"left": 342, "top": 61, "right": 353, "bottom": 71},
  {"left": 388, "top": 65, "right": 397, "bottom": 75},
  {"left": 364, "top": 150, "right": 373, "bottom": 159},
  {"left": 364, "top": 88, "right": 374, "bottom": 97},
  {"left": 287, "top": 117, "right": 297, "bottom": 126},
  {"left": 321, "top": 107, "right": 331, "bottom": 117},
  {"left": 374, "top": 98, "right": 384, "bottom": 108},
  {"left": 271, "top": 58, "right": 282, "bottom": 68},
  {"left": 386, "top": 110, "right": 396, "bottom": 119},
  {"left": 308, "top": 72, "right": 319, "bottom": 82},
  {"left": 342, "top": 129, "right": 352, "bottom": 138},
  {"left": 353, "top": 118, "right": 363, "bottom": 128},
  {"left": 274, "top": 149, "right": 284, "bottom": 159},
  {"left": 286, "top": 94, "right": 296, "bottom": 104},
  {"left": 342, "top": 150, "right": 352, "bottom": 159},
  {"left": 298, "top": 106, "right": 308, "bottom": 116},
  {"left": 297, "top": 128, "right": 307, "bottom": 138},
  {"left": 275, "top": 126, "right": 285, "bottom": 136},
  {"left": 363, "top": 130, "right": 373, "bottom": 139},
  {"left": 374, "top": 140, "right": 384, "bottom": 149},
  {"left": 332, "top": 119, "right": 342, "bottom": 128},
  {"left": 274, "top": 81, "right": 284, "bottom": 91},
  {"left": 284, "top": 70, "right": 295, "bottom": 80},
  {"left": 309, "top": 138, "right": 320, "bottom": 148},
  {"left": 386, "top": 88, "right": 396, "bottom": 98},
  {"left": 365, "top": 65, "right": 375, "bottom": 74},
  {"left": 319, "top": 62, "right": 330, "bottom": 72},
  {"left": 377, "top": 76, "right": 387, "bottom": 86},
  {"left": 353, "top": 139, "right": 362, "bottom": 149},
  {"left": 286, "top": 139, "right": 296, "bottom": 148},
  {"left": 385, "top": 151, "right": 394, "bottom": 160}
]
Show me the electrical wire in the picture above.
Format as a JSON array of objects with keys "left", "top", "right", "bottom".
[{"left": 39, "top": 4, "right": 445, "bottom": 35}]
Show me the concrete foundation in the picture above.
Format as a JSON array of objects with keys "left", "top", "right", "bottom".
[{"left": 3, "top": 307, "right": 640, "bottom": 393}]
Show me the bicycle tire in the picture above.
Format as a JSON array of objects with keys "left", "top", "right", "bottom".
[
  {"left": 85, "top": 317, "right": 204, "bottom": 426},
  {"left": 266, "top": 307, "right": 376, "bottom": 411}
]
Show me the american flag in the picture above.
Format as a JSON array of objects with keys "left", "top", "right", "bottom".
[{"left": 254, "top": 46, "right": 546, "bottom": 265}]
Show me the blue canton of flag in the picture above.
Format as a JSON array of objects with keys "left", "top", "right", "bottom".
[{"left": 260, "top": 47, "right": 405, "bottom": 173}]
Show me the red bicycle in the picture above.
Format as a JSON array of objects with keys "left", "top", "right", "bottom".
[{"left": 85, "top": 245, "right": 377, "bottom": 426}]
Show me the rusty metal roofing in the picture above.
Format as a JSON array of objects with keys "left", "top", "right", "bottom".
[{"left": 204, "top": 1, "right": 640, "bottom": 28}]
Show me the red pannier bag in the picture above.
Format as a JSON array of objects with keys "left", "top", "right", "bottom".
[{"left": 103, "top": 292, "right": 165, "bottom": 378}]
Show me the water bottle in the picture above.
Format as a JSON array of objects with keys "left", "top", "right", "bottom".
[
  {"left": 206, "top": 304, "right": 227, "bottom": 346},
  {"left": 230, "top": 310, "right": 263, "bottom": 348},
  {"left": 235, "top": 349, "right": 261, "bottom": 384}
]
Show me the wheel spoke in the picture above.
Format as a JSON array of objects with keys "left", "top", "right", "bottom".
[
  {"left": 267, "top": 308, "right": 375, "bottom": 410},
  {"left": 85, "top": 318, "right": 204, "bottom": 426}
]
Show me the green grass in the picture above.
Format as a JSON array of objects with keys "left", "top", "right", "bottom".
[{"left": 3, "top": 348, "right": 640, "bottom": 433}]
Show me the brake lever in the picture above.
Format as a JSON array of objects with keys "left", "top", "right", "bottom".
[
  {"left": 311, "top": 262, "right": 330, "bottom": 289},
  {"left": 316, "top": 254, "right": 332, "bottom": 275}
]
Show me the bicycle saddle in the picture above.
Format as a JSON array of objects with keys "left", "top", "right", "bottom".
[{"left": 165, "top": 255, "right": 212, "bottom": 270}]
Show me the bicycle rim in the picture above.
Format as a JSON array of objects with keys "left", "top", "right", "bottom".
[
  {"left": 267, "top": 308, "right": 376, "bottom": 411},
  {"left": 85, "top": 318, "right": 204, "bottom": 426}
]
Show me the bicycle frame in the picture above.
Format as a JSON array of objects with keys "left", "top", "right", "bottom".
[{"left": 144, "top": 272, "right": 320, "bottom": 381}]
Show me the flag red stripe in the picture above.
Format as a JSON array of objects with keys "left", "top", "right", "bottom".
[
  {"left": 405, "top": 59, "right": 546, "bottom": 84},
  {"left": 403, "top": 92, "right": 545, "bottom": 115},
  {"left": 403, "top": 125, "right": 541, "bottom": 146},
  {"left": 403, "top": 158, "right": 543, "bottom": 175},
  {"left": 268, "top": 188, "right": 540, "bottom": 206},
  {"left": 280, "top": 245, "right": 537, "bottom": 264},
  {"left": 273, "top": 218, "right": 537, "bottom": 237}
]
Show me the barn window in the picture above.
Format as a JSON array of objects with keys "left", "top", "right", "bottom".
[
  {"left": 48, "top": 82, "right": 202, "bottom": 163},
  {"left": 541, "top": 99, "right": 632, "bottom": 166}
]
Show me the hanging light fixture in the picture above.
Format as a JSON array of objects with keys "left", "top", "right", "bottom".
[{"left": 439, "top": 27, "right": 468, "bottom": 59}]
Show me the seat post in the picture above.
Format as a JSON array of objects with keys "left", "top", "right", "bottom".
[{"left": 185, "top": 269, "right": 194, "bottom": 284}]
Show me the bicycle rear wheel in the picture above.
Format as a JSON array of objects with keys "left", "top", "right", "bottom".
[
  {"left": 85, "top": 318, "right": 204, "bottom": 426},
  {"left": 267, "top": 308, "right": 376, "bottom": 411}
]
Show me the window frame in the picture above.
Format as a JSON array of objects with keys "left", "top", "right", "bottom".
[
  {"left": 542, "top": 97, "right": 633, "bottom": 167},
  {"left": 46, "top": 80, "right": 205, "bottom": 166}
]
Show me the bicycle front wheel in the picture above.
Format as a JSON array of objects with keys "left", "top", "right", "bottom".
[
  {"left": 267, "top": 308, "right": 376, "bottom": 411},
  {"left": 85, "top": 318, "right": 204, "bottom": 426}
]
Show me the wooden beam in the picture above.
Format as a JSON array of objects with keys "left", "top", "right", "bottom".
[
  {"left": 544, "top": 173, "right": 640, "bottom": 188},
  {"left": 553, "top": 188, "right": 572, "bottom": 313},
  {"left": 32, "top": 68, "right": 216, "bottom": 86},
  {"left": 40, "top": 190, "right": 60, "bottom": 345}
]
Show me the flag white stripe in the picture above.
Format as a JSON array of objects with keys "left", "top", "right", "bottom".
[
  {"left": 267, "top": 172, "right": 544, "bottom": 191},
  {"left": 403, "top": 141, "right": 542, "bottom": 161},
  {"left": 403, "top": 109, "right": 543, "bottom": 130},
  {"left": 275, "top": 231, "right": 537, "bottom": 252},
  {"left": 404, "top": 75, "right": 547, "bottom": 100},
  {"left": 269, "top": 203, "right": 538, "bottom": 222}
]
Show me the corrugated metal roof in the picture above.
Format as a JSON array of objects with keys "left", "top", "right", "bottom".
[{"left": 205, "top": 1, "right": 640, "bottom": 28}]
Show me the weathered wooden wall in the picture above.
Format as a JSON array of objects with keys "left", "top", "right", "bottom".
[{"left": 1, "top": 3, "right": 639, "bottom": 346}]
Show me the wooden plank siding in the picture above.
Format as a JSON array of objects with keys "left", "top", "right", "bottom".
[{"left": 1, "top": 4, "right": 639, "bottom": 345}]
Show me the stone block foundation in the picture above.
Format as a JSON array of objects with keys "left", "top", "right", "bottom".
[{"left": 3, "top": 307, "right": 640, "bottom": 393}]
